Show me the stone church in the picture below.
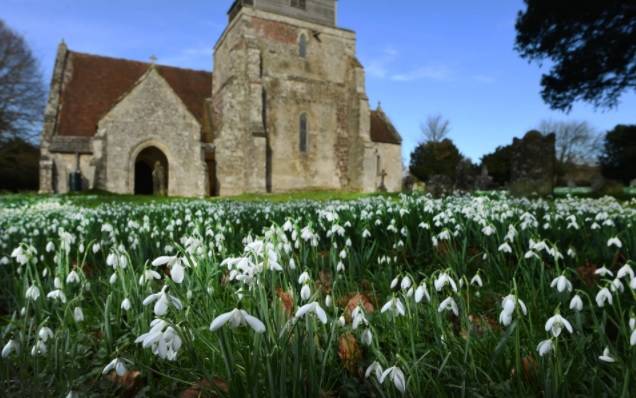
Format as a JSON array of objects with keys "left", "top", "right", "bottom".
[{"left": 39, "top": 0, "right": 403, "bottom": 196}]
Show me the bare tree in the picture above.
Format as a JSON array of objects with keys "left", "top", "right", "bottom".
[
  {"left": 0, "top": 19, "right": 45, "bottom": 142},
  {"left": 537, "top": 120, "right": 600, "bottom": 165},
  {"left": 420, "top": 114, "right": 450, "bottom": 143}
]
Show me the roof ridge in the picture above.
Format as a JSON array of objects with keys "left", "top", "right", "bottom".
[{"left": 69, "top": 49, "right": 212, "bottom": 75}]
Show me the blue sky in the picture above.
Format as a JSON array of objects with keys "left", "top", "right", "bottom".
[{"left": 4, "top": 0, "right": 635, "bottom": 162}]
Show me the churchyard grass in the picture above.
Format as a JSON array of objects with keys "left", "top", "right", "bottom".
[{"left": 1, "top": 193, "right": 635, "bottom": 397}]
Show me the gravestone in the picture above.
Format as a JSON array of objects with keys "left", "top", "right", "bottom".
[
  {"left": 474, "top": 165, "right": 494, "bottom": 191},
  {"left": 427, "top": 175, "right": 453, "bottom": 197},
  {"left": 509, "top": 131, "right": 555, "bottom": 196}
]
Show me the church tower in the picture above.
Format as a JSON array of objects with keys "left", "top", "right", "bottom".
[{"left": 211, "top": 0, "right": 399, "bottom": 195}]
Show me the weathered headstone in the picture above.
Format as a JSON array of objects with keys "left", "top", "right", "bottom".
[
  {"left": 509, "top": 131, "right": 555, "bottom": 196},
  {"left": 427, "top": 174, "right": 453, "bottom": 197},
  {"left": 474, "top": 165, "right": 493, "bottom": 191}
]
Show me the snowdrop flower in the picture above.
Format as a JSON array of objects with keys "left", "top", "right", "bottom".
[
  {"left": 630, "top": 329, "right": 636, "bottom": 346},
  {"left": 38, "top": 326, "right": 54, "bottom": 342},
  {"left": 616, "top": 264, "right": 634, "bottom": 280},
  {"left": 300, "top": 284, "right": 311, "bottom": 301},
  {"left": 210, "top": 308, "right": 266, "bottom": 333},
  {"left": 390, "top": 276, "right": 399, "bottom": 289},
  {"left": 92, "top": 243, "right": 101, "bottom": 253},
  {"left": 598, "top": 347, "right": 616, "bottom": 363},
  {"left": 607, "top": 237, "right": 622, "bottom": 249},
  {"left": 102, "top": 357, "right": 128, "bottom": 376},
  {"left": 536, "top": 339, "right": 553, "bottom": 357},
  {"left": 298, "top": 271, "right": 311, "bottom": 285},
  {"left": 414, "top": 283, "right": 430, "bottom": 303},
  {"left": 325, "top": 294, "right": 332, "bottom": 308},
  {"left": 400, "top": 276, "right": 412, "bottom": 291},
  {"left": 295, "top": 301, "right": 328, "bottom": 324},
  {"left": 545, "top": 314, "right": 573, "bottom": 337},
  {"left": 499, "top": 294, "right": 527, "bottom": 326},
  {"left": 152, "top": 255, "right": 185, "bottom": 284},
  {"left": 54, "top": 277, "right": 62, "bottom": 289},
  {"left": 569, "top": 294, "right": 584, "bottom": 312},
  {"left": 380, "top": 366, "right": 407, "bottom": 393},
  {"left": 336, "top": 261, "right": 345, "bottom": 272},
  {"left": 121, "top": 298, "right": 132, "bottom": 311},
  {"left": 135, "top": 319, "right": 182, "bottom": 360},
  {"left": 361, "top": 328, "right": 373, "bottom": 346},
  {"left": 595, "top": 288, "right": 613, "bottom": 307},
  {"left": 381, "top": 297, "right": 406, "bottom": 316},
  {"left": 106, "top": 252, "right": 128, "bottom": 269},
  {"left": 109, "top": 273, "right": 117, "bottom": 285},
  {"left": 365, "top": 361, "right": 383, "bottom": 380},
  {"left": 550, "top": 275, "right": 573, "bottom": 293},
  {"left": 25, "top": 285, "right": 40, "bottom": 301},
  {"left": 66, "top": 270, "right": 80, "bottom": 284},
  {"left": 139, "top": 269, "right": 162, "bottom": 285},
  {"left": 352, "top": 306, "right": 368, "bottom": 330},
  {"left": 481, "top": 225, "right": 495, "bottom": 236},
  {"left": 470, "top": 274, "right": 483, "bottom": 288},
  {"left": 46, "top": 289, "right": 67, "bottom": 304},
  {"left": 610, "top": 278, "right": 624, "bottom": 293},
  {"left": 1, "top": 340, "right": 19, "bottom": 358},
  {"left": 142, "top": 285, "right": 183, "bottom": 316},
  {"left": 594, "top": 266, "right": 614, "bottom": 278},
  {"left": 66, "top": 391, "right": 79, "bottom": 398},
  {"left": 11, "top": 246, "right": 29, "bottom": 265},
  {"left": 498, "top": 242, "right": 512, "bottom": 254},
  {"left": 434, "top": 273, "right": 458, "bottom": 292},
  {"left": 524, "top": 250, "right": 540, "bottom": 260},
  {"left": 438, "top": 296, "right": 459, "bottom": 316},
  {"left": 45, "top": 241, "right": 55, "bottom": 253},
  {"left": 31, "top": 340, "right": 47, "bottom": 356},
  {"left": 73, "top": 307, "right": 84, "bottom": 323}
]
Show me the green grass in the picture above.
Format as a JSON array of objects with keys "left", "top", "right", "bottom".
[{"left": 0, "top": 190, "right": 386, "bottom": 208}]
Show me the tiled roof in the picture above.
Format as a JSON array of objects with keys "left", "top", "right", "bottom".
[
  {"left": 370, "top": 109, "right": 402, "bottom": 145},
  {"left": 56, "top": 50, "right": 212, "bottom": 137}
]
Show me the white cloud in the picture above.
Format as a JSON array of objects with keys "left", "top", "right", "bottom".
[
  {"left": 365, "top": 47, "right": 398, "bottom": 79},
  {"left": 363, "top": 46, "right": 452, "bottom": 82},
  {"left": 390, "top": 65, "right": 452, "bottom": 82}
]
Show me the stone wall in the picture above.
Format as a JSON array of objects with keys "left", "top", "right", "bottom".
[{"left": 95, "top": 68, "right": 208, "bottom": 197}]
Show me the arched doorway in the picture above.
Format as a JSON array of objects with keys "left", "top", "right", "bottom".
[{"left": 134, "top": 146, "right": 168, "bottom": 195}]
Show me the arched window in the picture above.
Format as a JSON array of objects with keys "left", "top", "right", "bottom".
[
  {"left": 299, "top": 34, "right": 307, "bottom": 58},
  {"left": 299, "top": 113, "right": 308, "bottom": 152}
]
